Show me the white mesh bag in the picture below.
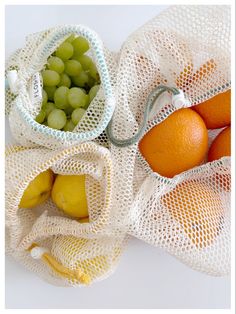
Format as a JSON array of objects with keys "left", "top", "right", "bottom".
[
  {"left": 5, "top": 25, "right": 116, "bottom": 149},
  {"left": 5, "top": 143, "right": 127, "bottom": 286},
  {"left": 106, "top": 5, "right": 231, "bottom": 276}
]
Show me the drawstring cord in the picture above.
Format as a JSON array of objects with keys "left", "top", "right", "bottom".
[
  {"left": 106, "top": 85, "right": 182, "bottom": 148},
  {"left": 27, "top": 243, "right": 91, "bottom": 285}
]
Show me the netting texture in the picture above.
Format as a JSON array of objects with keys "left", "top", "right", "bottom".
[
  {"left": 5, "top": 143, "right": 127, "bottom": 286},
  {"left": 108, "top": 5, "right": 231, "bottom": 275},
  {"left": 6, "top": 25, "right": 116, "bottom": 149},
  {"left": 5, "top": 5, "right": 231, "bottom": 285}
]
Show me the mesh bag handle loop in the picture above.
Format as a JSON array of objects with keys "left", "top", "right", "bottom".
[
  {"left": 27, "top": 243, "right": 91, "bottom": 285},
  {"left": 106, "top": 85, "right": 181, "bottom": 147}
]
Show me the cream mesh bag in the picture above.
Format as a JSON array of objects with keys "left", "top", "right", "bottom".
[
  {"left": 5, "top": 25, "right": 116, "bottom": 149},
  {"left": 106, "top": 5, "right": 231, "bottom": 276},
  {"left": 5, "top": 143, "right": 127, "bottom": 286}
]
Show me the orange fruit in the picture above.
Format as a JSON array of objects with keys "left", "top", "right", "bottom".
[
  {"left": 212, "top": 173, "right": 231, "bottom": 193},
  {"left": 208, "top": 126, "right": 231, "bottom": 162},
  {"left": 193, "top": 90, "right": 231, "bottom": 129},
  {"left": 139, "top": 108, "right": 208, "bottom": 178},
  {"left": 161, "top": 181, "right": 224, "bottom": 249},
  {"left": 176, "top": 59, "right": 217, "bottom": 93}
]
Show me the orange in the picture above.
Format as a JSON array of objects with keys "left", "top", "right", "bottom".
[
  {"left": 212, "top": 173, "right": 231, "bottom": 193},
  {"left": 176, "top": 59, "right": 217, "bottom": 93},
  {"left": 211, "top": 172, "right": 231, "bottom": 193},
  {"left": 161, "top": 181, "right": 224, "bottom": 249},
  {"left": 208, "top": 126, "right": 231, "bottom": 162},
  {"left": 139, "top": 108, "right": 208, "bottom": 178},
  {"left": 193, "top": 90, "right": 231, "bottom": 129}
]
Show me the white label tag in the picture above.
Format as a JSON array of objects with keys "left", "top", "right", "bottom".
[
  {"left": 7, "top": 70, "right": 18, "bottom": 93},
  {"left": 30, "top": 72, "right": 42, "bottom": 104}
]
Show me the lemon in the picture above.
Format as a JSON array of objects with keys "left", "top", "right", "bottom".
[
  {"left": 51, "top": 175, "right": 88, "bottom": 218},
  {"left": 19, "top": 169, "right": 54, "bottom": 209},
  {"left": 79, "top": 216, "right": 89, "bottom": 223},
  {"left": 52, "top": 236, "right": 109, "bottom": 281}
]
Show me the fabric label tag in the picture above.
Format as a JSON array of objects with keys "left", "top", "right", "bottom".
[{"left": 30, "top": 72, "right": 42, "bottom": 104}]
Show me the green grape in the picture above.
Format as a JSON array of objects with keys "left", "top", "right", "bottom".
[
  {"left": 87, "top": 75, "right": 95, "bottom": 88},
  {"left": 54, "top": 86, "right": 69, "bottom": 109},
  {"left": 73, "top": 55, "right": 93, "bottom": 70},
  {"left": 42, "top": 70, "right": 60, "bottom": 86},
  {"left": 71, "top": 71, "right": 89, "bottom": 87},
  {"left": 64, "top": 105, "right": 74, "bottom": 116},
  {"left": 68, "top": 87, "right": 88, "bottom": 108},
  {"left": 44, "top": 86, "right": 56, "bottom": 101},
  {"left": 43, "top": 102, "right": 56, "bottom": 117},
  {"left": 42, "top": 89, "right": 48, "bottom": 106},
  {"left": 42, "top": 120, "right": 48, "bottom": 126},
  {"left": 64, "top": 60, "right": 82, "bottom": 76},
  {"left": 47, "top": 56, "right": 65, "bottom": 74},
  {"left": 55, "top": 42, "right": 74, "bottom": 61},
  {"left": 63, "top": 119, "right": 75, "bottom": 131},
  {"left": 65, "top": 34, "right": 76, "bottom": 43},
  {"left": 88, "top": 63, "right": 99, "bottom": 81},
  {"left": 47, "top": 109, "right": 67, "bottom": 130},
  {"left": 71, "top": 108, "right": 86, "bottom": 125},
  {"left": 72, "top": 36, "right": 89, "bottom": 56},
  {"left": 83, "top": 94, "right": 90, "bottom": 109},
  {"left": 58, "top": 73, "right": 71, "bottom": 88},
  {"left": 89, "top": 85, "right": 100, "bottom": 102},
  {"left": 35, "top": 109, "right": 46, "bottom": 124}
]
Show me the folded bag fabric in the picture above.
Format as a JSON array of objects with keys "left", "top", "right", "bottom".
[
  {"left": 106, "top": 5, "right": 231, "bottom": 276},
  {"left": 5, "top": 6, "right": 231, "bottom": 286},
  {"left": 5, "top": 25, "right": 116, "bottom": 149},
  {"left": 5, "top": 143, "right": 127, "bottom": 286}
]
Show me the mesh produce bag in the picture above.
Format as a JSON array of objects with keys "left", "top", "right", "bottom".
[
  {"left": 106, "top": 5, "right": 231, "bottom": 275},
  {"left": 5, "top": 143, "right": 127, "bottom": 286},
  {"left": 5, "top": 25, "right": 116, "bottom": 149}
]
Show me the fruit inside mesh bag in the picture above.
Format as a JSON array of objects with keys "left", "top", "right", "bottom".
[
  {"left": 36, "top": 35, "right": 101, "bottom": 131},
  {"left": 50, "top": 235, "right": 124, "bottom": 285},
  {"left": 160, "top": 180, "right": 225, "bottom": 249},
  {"left": 106, "top": 6, "right": 231, "bottom": 276}
]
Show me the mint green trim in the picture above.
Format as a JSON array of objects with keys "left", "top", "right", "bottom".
[{"left": 12, "top": 25, "right": 115, "bottom": 145}]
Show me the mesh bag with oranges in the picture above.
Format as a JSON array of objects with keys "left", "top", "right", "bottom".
[
  {"left": 107, "top": 5, "right": 231, "bottom": 275},
  {"left": 5, "top": 5, "right": 231, "bottom": 286},
  {"left": 5, "top": 143, "right": 127, "bottom": 286}
]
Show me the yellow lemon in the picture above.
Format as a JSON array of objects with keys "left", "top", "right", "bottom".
[
  {"left": 79, "top": 216, "right": 89, "bottom": 223},
  {"left": 52, "top": 236, "right": 110, "bottom": 281},
  {"left": 51, "top": 175, "right": 88, "bottom": 218},
  {"left": 19, "top": 169, "right": 54, "bottom": 209}
]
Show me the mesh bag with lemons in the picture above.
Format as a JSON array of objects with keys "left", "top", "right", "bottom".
[
  {"left": 5, "top": 143, "right": 127, "bottom": 286},
  {"left": 5, "top": 25, "right": 116, "bottom": 149},
  {"left": 106, "top": 5, "right": 231, "bottom": 275}
]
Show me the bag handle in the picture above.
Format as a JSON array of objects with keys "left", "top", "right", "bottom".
[
  {"left": 27, "top": 243, "right": 91, "bottom": 285},
  {"left": 106, "top": 85, "right": 186, "bottom": 147}
]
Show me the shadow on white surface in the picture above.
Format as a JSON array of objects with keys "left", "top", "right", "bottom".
[{"left": 5, "top": 238, "right": 230, "bottom": 309}]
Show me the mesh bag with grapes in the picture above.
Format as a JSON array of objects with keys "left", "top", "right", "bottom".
[
  {"left": 106, "top": 5, "right": 231, "bottom": 275},
  {"left": 5, "top": 25, "right": 116, "bottom": 149},
  {"left": 5, "top": 143, "right": 128, "bottom": 286}
]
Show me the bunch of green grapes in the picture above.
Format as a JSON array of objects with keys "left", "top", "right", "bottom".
[{"left": 35, "top": 34, "right": 100, "bottom": 131}]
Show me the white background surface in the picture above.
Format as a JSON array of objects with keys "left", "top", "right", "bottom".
[{"left": 5, "top": 5, "right": 230, "bottom": 309}]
